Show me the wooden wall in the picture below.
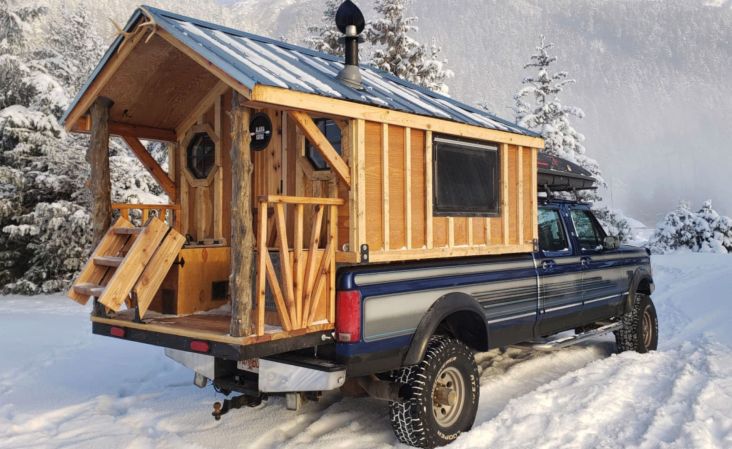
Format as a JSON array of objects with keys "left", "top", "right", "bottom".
[{"left": 353, "top": 121, "right": 538, "bottom": 263}]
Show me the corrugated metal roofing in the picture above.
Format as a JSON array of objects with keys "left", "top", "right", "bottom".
[{"left": 63, "top": 5, "right": 537, "bottom": 137}]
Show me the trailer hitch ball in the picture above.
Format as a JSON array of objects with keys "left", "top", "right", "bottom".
[{"left": 212, "top": 402, "right": 223, "bottom": 421}]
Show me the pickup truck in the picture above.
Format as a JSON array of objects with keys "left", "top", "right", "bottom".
[{"left": 163, "top": 197, "right": 657, "bottom": 448}]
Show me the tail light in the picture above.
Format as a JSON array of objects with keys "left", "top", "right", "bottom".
[
  {"left": 336, "top": 290, "right": 361, "bottom": 343},
  {"left": 110, "top": 326, "right": 125, "bottom": 338},
  {"left": 190, "top": 340, "right": 210, "bottom": 353}
]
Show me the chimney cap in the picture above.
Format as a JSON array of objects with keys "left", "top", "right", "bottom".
[{"left": 335, "top": 0, "right": 365, "bottom": 35}]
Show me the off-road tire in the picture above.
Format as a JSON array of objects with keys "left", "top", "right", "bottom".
[
  {"left": 389, "top": 336, "right": 479, "bottom": 448},
  {"left": 615, "top": 293, "right": 658, "bottom": 353}
]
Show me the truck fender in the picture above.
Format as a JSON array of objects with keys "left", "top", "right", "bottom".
[
  {"left": 625, "top": 267, "right": 654, "bottom": 313},
  {"left": 402, "top": 292, "right": 489, "bottom": 366}
]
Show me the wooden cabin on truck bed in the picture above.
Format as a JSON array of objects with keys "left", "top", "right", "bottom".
[{"left": 63, "top": 4, "right": 543, "bottom": 358}]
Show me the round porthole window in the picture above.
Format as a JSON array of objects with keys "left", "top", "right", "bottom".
[{"left": 186, "top": 132, "right": 215, "bottom": 179}]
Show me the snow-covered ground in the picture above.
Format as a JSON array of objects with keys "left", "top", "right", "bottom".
[{"left": 1, "top": 254, "right": 731, "bottom": 449}]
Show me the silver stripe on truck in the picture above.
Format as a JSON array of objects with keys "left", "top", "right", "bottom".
[{"left": 354, "top": 261, "right": 535, "bottom": 286}]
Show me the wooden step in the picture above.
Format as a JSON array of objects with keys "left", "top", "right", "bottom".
[
  {"left": 113, "top": 227, "right": 143, "bottom": 235},
  {"left": 73, "top": 283, "right": 105, "bottom": 297},
  {"left": 94, "top": 256, "right": 124, "bottom": 267}
]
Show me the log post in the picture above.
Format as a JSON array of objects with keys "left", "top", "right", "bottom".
[
  {"left": 86, "top": 97, "right": 114, "bottom": 246},
  {"left": 229, "top": 93, "right": 254, "bottom": 337}
]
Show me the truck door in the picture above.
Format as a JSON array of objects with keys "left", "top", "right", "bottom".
[
  {"left": 534, "top": 205, "right": 586, "bottom": 336},
  {"left": 568, "top": 208, "right": 627, "bottom": 322}
]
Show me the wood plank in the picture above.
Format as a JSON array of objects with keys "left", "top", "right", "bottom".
[
  {"left": 288, "top": 111, "right": 351, "bottom": 187},
  {"left": 175, "top": 81, "right": 229, "bottom": 137},
  {"left": 410, "top": 129, "right": 426, "bottom": 249},
  {"left": 72, "top": 118, "right": 177, "bottom": 142},
  {"left": 67, "top": 217, "right": 134, "bottom": 304},
  {"left": 425, "top": 131, "right": 433, "bottom": 249},
  {"left": 448, "top": 217, "right": 455, "bottom": 248},
  {"left": 306, "top": 240, "right": 334, "bottom": 325},
  {"left": 274, "top": 203, "right": 298, "bottom": 327},
  {"left": 98, "top": 218, "right": 169, "bottom": 311},
  {"left": 366, "top": 243, "right": 535, "bottom": 262},
  {"left": 382, "top": 123, "right": 390, "bottom": 250},
  {"left": 122, "top": 136, "right": 176, "bottom": 199},
  {"left": 63, "top": 23, "right": 149, "bottom": 131},
  {"left": 250, "top": 85, "right": 545, "bottom": 149},
  {"left": 256, "top": 202, "right": 268, "bottom": 335},
  {"left": 263, "top": 251, "right": 293, "bottom": 331},
  {"left": 404, "top": 127, "right": 412, "bottom": 249},
  {"left": 90, "top": 316, "right": 333, "bottom": 345},
  {"left": 73, "top": 283, "right": 105, "bottom": 297},
  {"left": 88, "top": 97, "right": 114, "bottom": 246},
  {"left": 156, "top": 29, "right": 252, "bottom": 101},
  {"left": 517, "top": 146, "right": 524, "bottom": 244},
  {"left": 93, "top": 256, "right": 124, "bottom": 267},
  {"left": 363, "top": 121, "right": 383, "bottom": 251},
  {"left": 258, "top": 195, "right": 345, "bottom": 206},
  {"left": 531, "top": 148, "right": 539, "bottom": 242},
  {"left": 388, "top": 125, "right": 405, "bottom": 250},
  {"left": 502, "top": 143, "right": 510, "bottom": 245},
  {"left": 301, "top": 206, "right": 324, "bottom": 323},
  {"left": 293, "top": 204, "right": 304, "bottom": 327},
  {"left": 213, "top": 93, "right": 223, "bottom": 240},
  {"left": 355, "top": 119, "right": 367, "bottom": 251},
  {"left": 134, "top": 230, "right": 186, "bottom": 318},
  {"left": 327, "top": 204, "right": 337, "bottom": 324}
]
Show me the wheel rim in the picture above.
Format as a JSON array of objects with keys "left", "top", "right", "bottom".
[
  {"left": 642, "top": 307, "right": 653, "bottom": 348},
  {"left": 431, "top": 365, "right": 465, "bottom": 428}
]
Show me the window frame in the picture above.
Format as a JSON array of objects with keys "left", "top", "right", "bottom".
[
  {"left": 305, "top": 118, "right": 343, "bottom": 172},
  {"left": 569, "top": 208, "right": 607, "bottom": 253},
  {"left": 432, "top": 135, "right": 501, "bottom": 217},
  {"left": 181, "top": 123, "right": 219, "bottom": 187},
  {"left": 537, "top": 206, "right": 573, "bottom": 256}
]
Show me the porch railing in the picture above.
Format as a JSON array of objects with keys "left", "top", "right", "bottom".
[
  {"left": 255, "top": 195, "right": 344, "bottom": 336},
  {"left": 112, "top": 203, "right": 180, "bottom": 227}
]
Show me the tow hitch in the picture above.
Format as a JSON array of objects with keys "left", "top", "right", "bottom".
[{"left": 212, "top": 393, "right": 264, "bottom": 420}]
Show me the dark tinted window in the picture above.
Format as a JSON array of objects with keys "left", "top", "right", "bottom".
[
  {"left": 571, "top": 209, "right": 605, "bottom": 251},
  {"left": 538, "top": 208, "right": 569, "bottom": 252},
  {"left": 433, "top": 136, "right": 499, "bottom": 215},
  {"left": 306, "top": 119, "right": 342, "bottom": 171}
]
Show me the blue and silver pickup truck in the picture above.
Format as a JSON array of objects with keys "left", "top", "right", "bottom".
[
  {"left": 168, "top": 194, "right": 657, "bottom": 448},
  {"left": 328, "top": 197, "right": 656, "bottom": 447}
]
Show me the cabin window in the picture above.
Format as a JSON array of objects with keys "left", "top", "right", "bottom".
[
  {"left": 433, "top": 136, "right": 500, "bottom": 216},
  {"left": 186, "top": 132, "right": 216, "bottom": 179},
  {"left": 306, "top": 119, "right": 342, "bottom": 171}
]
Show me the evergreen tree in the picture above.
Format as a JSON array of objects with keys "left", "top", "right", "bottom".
[
  {"left": 305, "top": 0, "right": 342, "bottom": 56},
  {"left": 0, "top": 1, "right": 164, "bottom": 293},
  {"left": 367, "top": 0, "right": 452, "bottom": 94},
  {"left": 649, "top": 200, "right": 732, "bottom": 254},
  {"left": 513, "top": 36, "right": 603, "bottom": 191}
]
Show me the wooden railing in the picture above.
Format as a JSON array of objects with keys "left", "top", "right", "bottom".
[
  {"left": 255, "top": 195, "right": 344, "bottom": 336},
  {"left": 112, "top": 203, "right": 180, "bottom": 227}
]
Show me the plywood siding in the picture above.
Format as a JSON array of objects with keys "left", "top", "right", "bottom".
[{"left": 359, "top": 121, "right": 538, "bottom": 262}]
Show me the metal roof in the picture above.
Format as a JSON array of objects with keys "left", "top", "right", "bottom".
[{"left": 63, "top": 5, "right": 537, "bottom": 138}]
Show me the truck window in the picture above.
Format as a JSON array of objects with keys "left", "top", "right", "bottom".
[
  {"left": 538, "top": 208, "right": 569, "bottom": 252},
  {"left": 570, "top": 209, "right": 605, "bottom": 251}
]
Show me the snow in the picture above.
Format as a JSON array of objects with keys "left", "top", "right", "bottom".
[{"left": 1, "top": 253, "right": 731, "bottom": 449}]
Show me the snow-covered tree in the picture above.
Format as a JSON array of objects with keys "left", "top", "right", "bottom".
[
  {"left": 305, "top": 0, "right": 342, "bottom": 56},
  {"left": 0, "top": 0, "right": 164, "bottom": 293},
  {"left": 367, "top": 0, "right": 452, "bottom": 94},
  {"left": 514, "top": 36, "right": 603, "bottom": 192},
  {"left": 649, "top": 200, "right": 732, "bottom": 254}
]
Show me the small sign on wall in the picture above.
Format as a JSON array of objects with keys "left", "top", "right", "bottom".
[{"left": 250, "top": 112, "right": 272, "bottom": 151}]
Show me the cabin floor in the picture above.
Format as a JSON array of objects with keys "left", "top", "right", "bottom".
[{"left": 94, "top": 304, "right": 332, "bottom": 346}]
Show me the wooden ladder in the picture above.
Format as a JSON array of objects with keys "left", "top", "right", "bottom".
[{"left": 68, "top": 216, "right": 186, "bottom": 318}]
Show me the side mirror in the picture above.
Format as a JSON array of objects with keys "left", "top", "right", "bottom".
[{"left": 603, "top": 236, "right": 620, "bottom": 250}]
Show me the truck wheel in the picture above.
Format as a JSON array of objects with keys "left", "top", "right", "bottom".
[
  {"left": 615, "top": 293, "right": 658, "bottom": 353},
  {"left": 389, "top": 336, "right": 479, "bottom": 448}
]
